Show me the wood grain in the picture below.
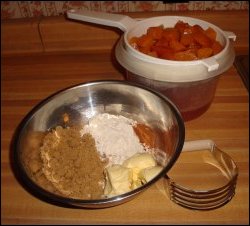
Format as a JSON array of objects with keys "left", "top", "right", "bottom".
[
  {"left": 1, "top": 17, "right": 44, "bottom": 55},
  {"left": 1, "top": 11, "right": 249, "bottom": 225},
  {"left": 1, "top": 10, "right": 249, "bottom": 55}
]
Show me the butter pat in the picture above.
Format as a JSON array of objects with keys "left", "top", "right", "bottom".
[
  {"left": 104, "top": 165, "right": 132, "bottom": 196},
  {"left": 140, "top": 166, "right": 163, "bottom": 182},
  {"left": 123, "top": 152, "right": 157, "bottom": 186},
  {"left": 123, "top": 153, "right": 156, "bottom": 170},
  {"left": 104, "top": 153, "right": 163, "bottom": 197}
]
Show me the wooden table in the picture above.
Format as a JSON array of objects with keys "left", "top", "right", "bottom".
[{"left": 1, "top": 11, "right": 249, "bottom": 224}]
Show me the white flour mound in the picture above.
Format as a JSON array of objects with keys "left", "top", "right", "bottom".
[{"left": 81, "top": 113, "right": 145, "bottom": 165}]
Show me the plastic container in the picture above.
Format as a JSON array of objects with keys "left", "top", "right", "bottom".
[
  {"left": 66, "top": 11, "right": 236, "bottom": 121},
  {"left": 125, "top": 72, "right": 219, "bottom": 121},
  {"left": 115, "top": 16, "right": 236, "bottom": 121}
]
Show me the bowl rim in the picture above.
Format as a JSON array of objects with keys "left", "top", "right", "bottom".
[{"left": 13, "top": 80, "right": 185, "bottom": 207}]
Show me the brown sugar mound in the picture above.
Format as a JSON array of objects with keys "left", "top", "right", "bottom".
[
  {"left": 21, "top": 131, "right": 62, "bottom": 195},
  {"left": 40, "top": 126, "right": 107, "bottom": 199}
]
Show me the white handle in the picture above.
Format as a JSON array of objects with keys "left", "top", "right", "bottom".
[
  {"left": 201, "top": 58, "right": 219, "bottom": 72},
  {"left": 223, "top": 31, "right": 237, "bottom": 41},
  {"left": 67, "top": 9, "right": 136, "bottom": 32},
  {"left": 182, "top": 139, "right": 215, "bottom": 152}
]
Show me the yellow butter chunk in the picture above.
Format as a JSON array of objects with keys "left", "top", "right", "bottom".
[
  {"left": 123, "top": 153, "right": 156, "bottom": 170},
  {"left": 123, "top": 153, "right": 157, "bottom": 183},
  {"left": 104, "top": 153, "right": 162, "bottom": 197},
  {"left": 140, "top": 166, "right": 163, "bottom": 182},
  {"left": 104, "top": 165, "right": 133, "bottom": 196}
]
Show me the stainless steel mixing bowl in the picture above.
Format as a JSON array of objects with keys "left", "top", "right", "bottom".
[{"left": 13, "top": 80, "right": 185, "bottom": 208}]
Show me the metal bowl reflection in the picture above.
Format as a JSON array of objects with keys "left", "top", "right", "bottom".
[{"left": 14, "top": 80, "right": 185, "bottom": 208}]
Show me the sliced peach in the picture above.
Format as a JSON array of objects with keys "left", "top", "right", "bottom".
[
  {"left": 204, "top": 27, "right": 217, "bottom": 41},
  {"left": 191, "top": 24, "right": 204, "bottom": 34},
  {"left": 161, "top": 48, "right": 176, "bottom": 60},
  {"left": 180, "top": 33, "right": 195, "bottom": 46},
  {"left": 193, "top": 31, "right": 212, "bottom": 47},
  {"left": 175, "top": 20, "right": 190, "bottom": 33},
  {"left": 147, "top": 26, "right": 164, "bottom": 40},
  {"left": 162, "top": 28, "right": 180, "bottom": 42},
  {"left": 137, "top": 34, "right": 154, "bottom": 48},
  {"left": 211, "top": 40, "right": 224, "bottom": 54},
  {"left": 169, "top": 40, "right": 186, "bottom": 52},
  {"left": 197, "top": 47, "right": 213, "bottom": 59},
  {"left": 155, "top": 38, "right": 169, "bottom": 48},
  {"left": 174, "top": 50, "right": 198, "bottom": 61}
]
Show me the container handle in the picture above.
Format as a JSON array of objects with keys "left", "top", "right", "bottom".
[
  {"left": 223, "top": 31, "right": 237, "bottom": 41},
  {"left": 67, "top": 9, "right": 136, "bottom": 32},
  {"left": 200, "top": 58, "right": 219, "bottom": 72}
]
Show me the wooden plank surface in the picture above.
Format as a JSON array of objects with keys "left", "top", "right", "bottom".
[
  {"left": 1, "top": 10, "right": 249, "bottom": 225},
  {"left": 1, "top": 17, "right": 44, "bottom": 55},
  {"left": 1, "top": 10, "right": 249, "bottom": 55},
  {"left": 1, "top": 51, "right": 249, "bottom": 225}
]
